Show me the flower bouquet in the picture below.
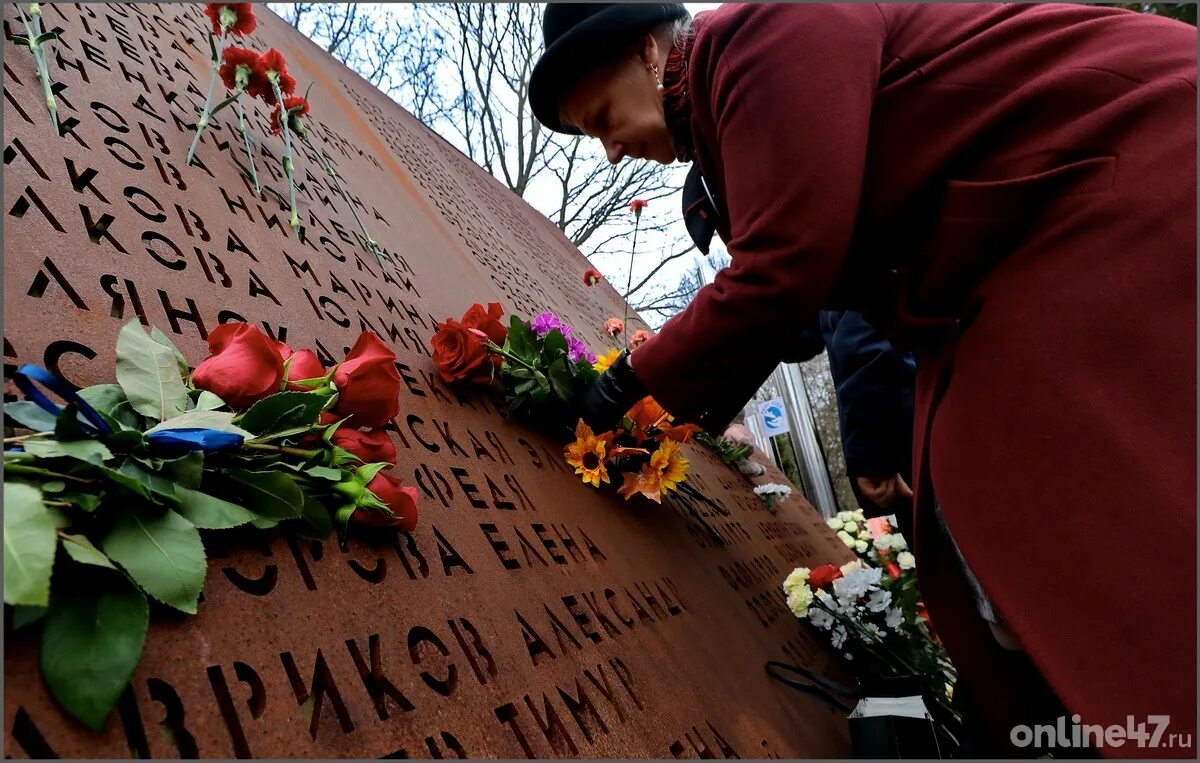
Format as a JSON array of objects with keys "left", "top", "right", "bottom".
[
  {"left": 753, "top": 482, "right": 793, "bottom": 511},
  {"left": 431, "top": 303, "right": 699, "bottom": 503},
  {"left": 3, "top": 320, "right": 417, "bottom": 730},
  {"left": 782, "top": 510, "right": 960, "bottom": 754}
]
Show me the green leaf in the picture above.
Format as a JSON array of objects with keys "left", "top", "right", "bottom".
[
  {"left": 237, "top": 392, "right": 328, "bottom": 435},
  {"left": 76, "top": 384, "right": 129, "bottom": 418},
  {"left": 504, "top": 316, "right": 538, "bottom": 362},
  {"left": 166, "top": 452, "right": 204, "bottom": 489},
  {"left": 11, "top": 604, "right": 46, "bottom": 630},
  {"left": 295, "top": 494, "right": 332, "bottom": 540},
  {"left": 57, "top": 490, "right": 102, "bottom": 513},
  {"left": 5, "top": 401, "right": 58, "bottom": 432},
  {"left": 54, "top": 403, "right": 91, "bottom": 441},
  {"left": 174, "top": 486, "right": 256, "bottom": 530},
  {"left": 193, "top": 390, "right": 226, "bottom": 411},
  {"left": 150, "top": 327, "right": 189, "bottom": 377},
  {"left": 355, "top": 462, "right": 389, "bottom": 486},
  {"left": 331, "top": 446, "right": 359, "bottom": 466},
  {"left": 41, "top": 574, "right": 148, "bottom": 731},
  {"left": 105, "top": 429, "right": 145, "bottom": 450},
  {"left": 114, "top": 320, "right": 190, "bottom": 422},
  {"left": 335, "top": 504, "right": 356, "bottom": 534},
  {"left": 304, "top": 465, "right": 341, "bottom": 481},
  {"left": 22, "top": 438, "right": 113, "bottom": 463},
  {"left": 101, "top": 509, "right": 206, "bottom": 614},
  {"left": 33, "top": 31, "right": 57, "bottom": 46},
  {"left": 249, "top": 516, "right": 280, "bottom": 529},
  {"left": 542, "top": 328, "right": 569, "bottom": 359},
  {"left": 107, "top": 401, "right": 144, "bottom": 430},
  {"left": 41, "top": 480, "right": 66, "bottom": 493},
  {"left": 145, "top": 410, "right": 253, "bottom": 439},
  {"left": 226, "top": 469, "right": 303, "bottom": 520},
  {"left": 108, "top": 459, "right": 177, "bottom": 505},
  {"left": 3, "top": 483, "right": 57, "bottom": 606},
  {"left": 546, "top": 358, "right": 575, "bottom": 404},
  {"left": 60, "top": 534, "right": 116, "bottom": 570}
]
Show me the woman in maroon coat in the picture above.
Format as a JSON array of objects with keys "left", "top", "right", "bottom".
[{"left": 529, "top": 2, "right": 1196, "bottom": 757}]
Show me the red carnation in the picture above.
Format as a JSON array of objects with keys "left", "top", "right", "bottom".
[
  {"left": 604, "top": 317, "right": 624, "bottom": 336},
  {"left": 582, "top": 268, "right": 603, "bottom": 287},
  {"left": 630, "top": 328, "right": 652, "bottom": 349},
  {"left": 885, "top": 562, "right": 903, "bottom": 580},
  {"left": 271, "top": 96, "right": 310, "bottom": 136},
  {"left": 219, "top": 46, "right": 260, "bottom": 92},
  {"left": 807, "top": 564, "right": 843, "bottom": 590},
  {"left": 629, "top": 198, "right": 649, "bottom": 216},
  {"left": 251, "top": 49, "right": 297, "bottom": 105},
  {"left": 204, "top": 3, "right": 257, "bottom": 37}
]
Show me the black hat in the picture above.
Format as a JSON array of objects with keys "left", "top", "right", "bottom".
[{"left": 530, "top": 3, "right": 689, "bottom": 135}]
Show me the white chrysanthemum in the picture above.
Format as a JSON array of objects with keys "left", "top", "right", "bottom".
[
  {"left": 858, "top": 530, "right": 873, "bottom": 542},
  {"left": 885, "top": 607, "right": 905, "bottom": 630},
  {"left": 866, "top": 589, "right": 892, "bottom": 613},
  {"left": 888, "top": 534, "right": 909, "bottom": 551},
  {"left": 830, "top": 626, "right": 848, "bottom": 649},
  {"left": 782, "top": 567, "right": 810, "bottom": 595},
  {"left": 843, "top": 522, "right": 858, "bottom": 535},
  {"left": 873, "top": 533, "right": 893, "bottom": 549},
  {"left": 833, "top": 566, "right": 882, "bottom": 599},
  {"left": 809, "top": 606, "right": 834, "bottom": 630},
  {"left": 863, "top": 622, "right": 886, "bottom": 641},
  {"left": 837, "top": 511, "right": 856, "bottom": 523},
  {"left": 826, "top": 517, "right": 844, "bottom": 531},
  {"left": 787, "top": 586, "right": 813, "bottom": 618},
  {"left": 897, "top": 551, "right": 916, "bottom": 569},
  {"left": 839, "top": 560, "right": 865, "bottom": 576},
  {"left": 854, "top": 539, "right": 868, "bottom": 554},
  {"left": 837, "top": 531, "right": 856, "bottom": 548}
]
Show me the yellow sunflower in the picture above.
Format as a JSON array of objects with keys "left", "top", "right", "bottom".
[
  {"left": 648, "top": 438, "right": 689, "bottom": 495},
  {"left": 593, "top": 348, "right": 621, "bottom": 373},
  {"left": 563, "top": 419, "right": 610, "bottom": 487}
]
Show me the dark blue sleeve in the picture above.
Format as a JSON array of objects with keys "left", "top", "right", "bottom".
[{"left": 819, "top": 311, "right": 916, "bottom": 479}]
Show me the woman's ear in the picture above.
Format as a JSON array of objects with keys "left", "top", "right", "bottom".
[{"left": 638, "top": 30, "right": 661, "bottom": 72}]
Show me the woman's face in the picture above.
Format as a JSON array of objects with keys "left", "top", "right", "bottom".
[{"left": 559, "top": 35, "right": 676, "bottom": 165}]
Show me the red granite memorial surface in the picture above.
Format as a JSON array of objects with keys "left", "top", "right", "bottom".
[{"left": 3, "top": 4, "right": 853, "bottom": 757}]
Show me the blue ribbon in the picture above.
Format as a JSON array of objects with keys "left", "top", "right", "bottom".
[
  {"left": 146, "top": 428, "right": 245, "bottom": 453},
  {"left": 11, "top": 364, "right": 112, "bottom": 436}
]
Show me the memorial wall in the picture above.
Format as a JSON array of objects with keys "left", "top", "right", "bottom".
[{"left": 3, "top": 3, "right": 854, "bottom": 757}]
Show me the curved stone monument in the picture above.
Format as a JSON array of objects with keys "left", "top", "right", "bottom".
[{"left": 3, "top": 4, "right": 854, "bottom": 757}]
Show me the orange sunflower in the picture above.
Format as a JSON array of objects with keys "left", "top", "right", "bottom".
[
  {"left": 617, "top": 438, "right": 690, "bottom": 503},
  {"left": 625, "top": 396, "right": 672, "bottom": 441},
  {"left": 564, "top": 419, "right": 611, "bottom": 487}
]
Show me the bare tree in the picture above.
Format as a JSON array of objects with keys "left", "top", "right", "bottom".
[
  {"left": 274, "top": 3, "right": 449, "bottom": 124},
  {"left": 433, "top": 3, "right": 678, "bottom": 253}
]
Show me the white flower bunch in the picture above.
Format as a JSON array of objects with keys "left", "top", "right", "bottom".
[{"left": 754, "top": 482, "right": 793, "bottom": 510}]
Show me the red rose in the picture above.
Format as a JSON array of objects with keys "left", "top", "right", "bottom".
[
  {"left": 885, "top": 562, "right": 903, "bottom": 580},
  {"left": 604, "top": 317, "right": 624, "bottom": 336},
  {"left": 251, "top": 49, "right": 297, "bottom": 105},
  {"left": 582, "top": 268, "right": 603, "bottom": 287},
  {"left": 808, "top": 564, "right": 843, "bottom": 590},
  {"left": 355, "top": 472, "right": 418, "bottom": 531},
  {"left": 192, "top": 323, "right": 284, "bottom": 409},
  {"left": 459, "top": 302, "right": 507, "bottom": 345},
  {"left": 332, "top": 427, "right": 398, "bottom": 466},
  {"left": 431, "top": 319, "right": 494, "bottom": 385},
  {"left": 219, "top": 46, "right": 259, "bottom": 91},
  {"left": 332, "top": 332, "right": 401, "bottom": 428},
  {"left": 204, "top": 3, "right": 257, "bottom": 37},
  {"left": 276, "top": 343, "right": 326, "bottom": 390},
  {"left": 270, "top": 96, "right": 310, "bottom": 136},
  {"left": 630, "top": 329, "right": 652, "bottom": 349}
]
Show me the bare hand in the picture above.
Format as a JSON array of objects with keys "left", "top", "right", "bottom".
[
  {"left": 722, "top": 423, "right": 757, "bottom": 447},
  {"left": 855, "top": 473, "right": 912, "bottom": 508}
]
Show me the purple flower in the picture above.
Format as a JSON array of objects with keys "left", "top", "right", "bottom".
[
  {"left": 531, "top": 311, "right": 570, "bottom": 338},
  {"left": 567, "top": 336, "right": 595, "bottom": 364}
]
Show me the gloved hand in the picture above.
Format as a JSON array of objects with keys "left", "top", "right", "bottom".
[{"left": 578, "top": 350, "right": 647, "bottom": 432}]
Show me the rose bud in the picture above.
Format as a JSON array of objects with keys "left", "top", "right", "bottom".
[
  {"left": 354, "top": 472, "right": 418, "bottom": 531},
  {"left": 332, "top": 332, "right": 401, "bottom": 428},
  {"left": 276, "top": 343, "right": 327, "bottom": 390},
  {"left": 331, "top": 427, "right": 397, "bottom": 466},
  {"left": 192, "top": 323, "right": 284, "bottom": 409}
]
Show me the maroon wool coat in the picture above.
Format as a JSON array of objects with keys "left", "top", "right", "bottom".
[{"left": 634, "top": 3, "right": 1196, "bottom": 753}]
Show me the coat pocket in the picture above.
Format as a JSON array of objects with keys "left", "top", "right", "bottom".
[{"left": 941, "top": 154, "right": 1118, "bottom": 221}]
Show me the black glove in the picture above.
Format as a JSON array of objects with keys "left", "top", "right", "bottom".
[{"left": 579, "top": 350, "right": 647, "bottom": 432}]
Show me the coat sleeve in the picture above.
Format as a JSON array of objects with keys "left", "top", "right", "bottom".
[
  {"left": 633, "top": 4, "right": 886, "bottom": 421},
  {"left": 820, "top": 311, "right": 917, "bottom": 480}
]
